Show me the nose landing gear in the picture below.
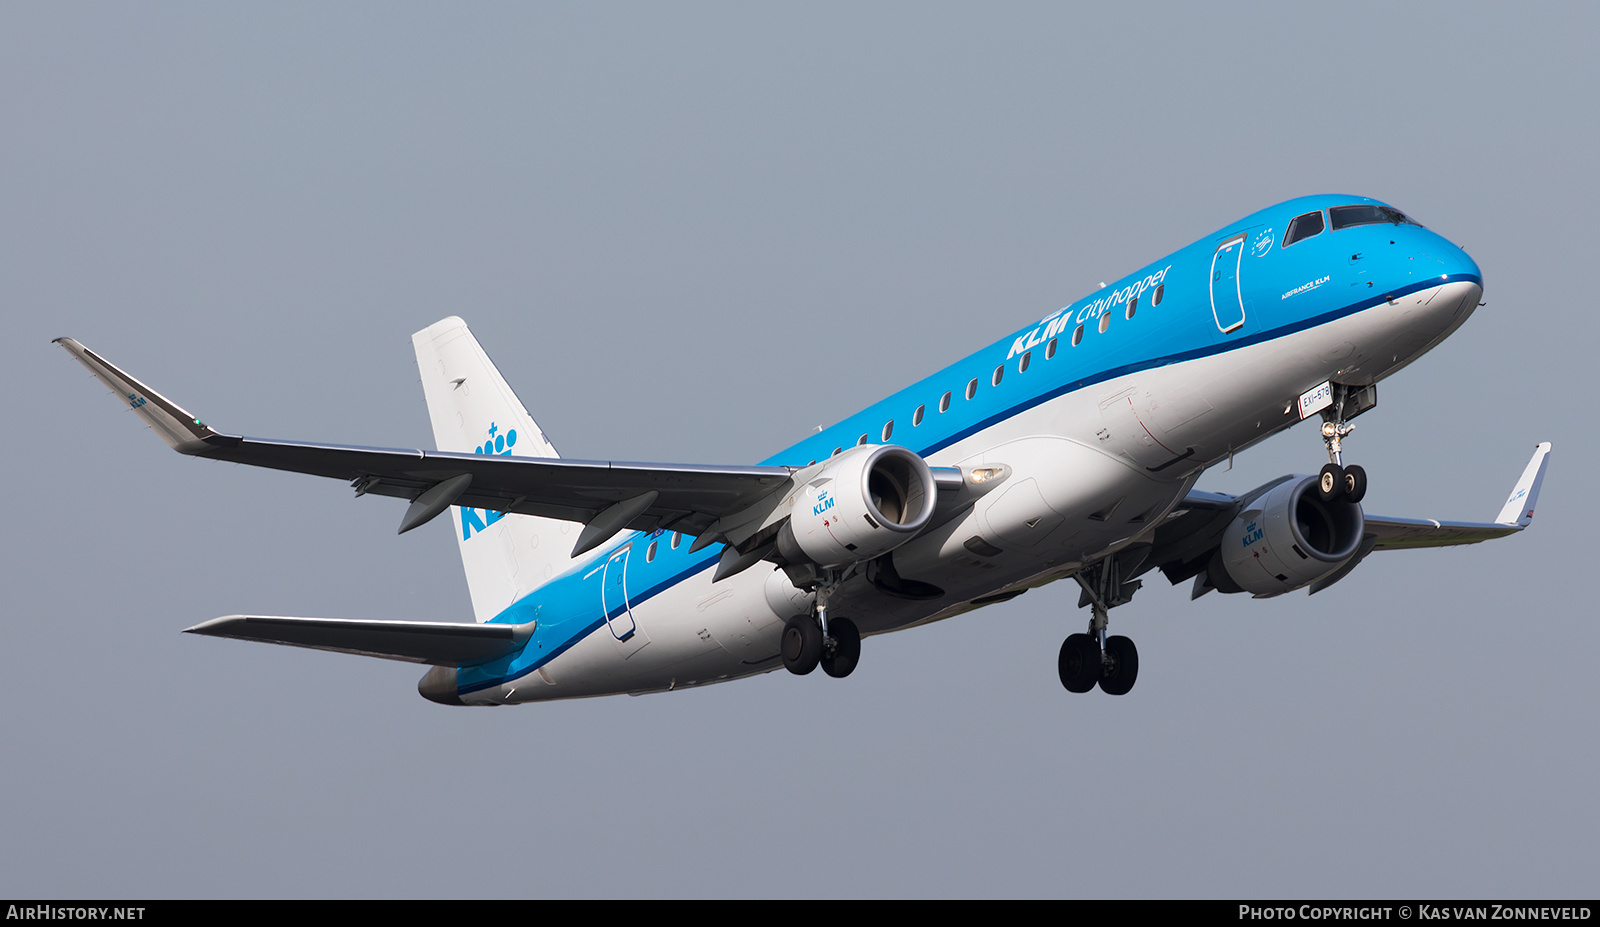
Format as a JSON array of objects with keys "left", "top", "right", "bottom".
[{"left": 1315, "top": 383, "right": 1373, "bottom": 504}]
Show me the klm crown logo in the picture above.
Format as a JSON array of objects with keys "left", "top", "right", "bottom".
[
  {"left": 475, "top": 422, "right": 517, "bottom": 456},
  {"left": 461, "top": 422, "right": 516, "bottom": 540}
]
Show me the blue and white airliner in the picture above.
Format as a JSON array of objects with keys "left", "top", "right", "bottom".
[{"left": 59, "top": 194, "right": 1550, "bottom": 703}]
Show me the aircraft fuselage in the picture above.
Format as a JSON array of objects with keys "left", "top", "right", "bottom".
[{"left": 430, "top": 194, "right": 1484, "bottom": 704}]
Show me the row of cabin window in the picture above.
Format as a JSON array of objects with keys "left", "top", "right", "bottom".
[
  {"left": 814, "top": 283, "right": 1166, "bottom": 460},
  {"left": 648, "top": 276, "right": 1170, "bottom": 561},
  {"left": 643, "top": 529, "right": 685, "bottom": 563}
]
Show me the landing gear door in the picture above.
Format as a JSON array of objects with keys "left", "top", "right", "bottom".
[{"left": 1210, "top": 233, "right": 1248, "bottom": 334}]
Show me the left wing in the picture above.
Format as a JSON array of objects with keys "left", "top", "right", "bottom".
[
  {"left": 1148, "top": 443, "right": 1551, "bottom": 594},
  {"left": 56, "top": 337, "right": 794, "bottom": 543},
  {"left": 1362, "top": 441, "right": 1550, "bottom": 550}
]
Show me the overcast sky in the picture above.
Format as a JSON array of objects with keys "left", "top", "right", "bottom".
[{"left": 3, "top": 2, "right": 1594, "bottom": 898}]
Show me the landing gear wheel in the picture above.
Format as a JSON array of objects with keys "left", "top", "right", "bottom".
[
  {"left": 821, "top": 617, "right": 861, "bottom": 678},
  {"left": 1058, "top": 633, "right": 1102, "bottom": 693},
  {"left": 1098, "top": 635, "right": 1139, "bottom": 696},
  {"left": 1318, "top": 463, "right": 1345, "bottom": 502},
  {"left": 781, "top": 615, "right": 823, "bottom": 675},
  {"left": 1341, "top": 464, "right": 1367, "bottom": 504}
]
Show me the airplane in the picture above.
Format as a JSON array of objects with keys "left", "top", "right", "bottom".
[{"left": 57, "top": 194, "right": 1550, "bottom": 705}]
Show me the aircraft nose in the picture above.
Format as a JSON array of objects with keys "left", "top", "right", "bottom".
[
  {"left": 1402, "top": 254, "right": 1482, "bottom": 340},
  {"left": 1439, "top": 242, "right": 1482, "bottom": 283},
  {"left": 418, "top": 665, "right": 463, "bottom": 705}
]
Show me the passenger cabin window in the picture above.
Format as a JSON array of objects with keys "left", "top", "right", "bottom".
[
  {"left": 1126, "top": 296, "right": 1137, "bottom": 320},
  {"left": 965, "top": 378, "right": 978, "bottom": 400},
  {"left": 857, "top": 433, "right": 868, "bottom": 446},
  {"left": 646, "top": 540, "right": 658, "bottom": 562},
  {"left": 882, "top": 421, "right": 893, "bottom": 442},
  {"left": 992, "top": 365, "right": 1003, "bottom": 387},
  {"left": 1283, "top": 210, "right": 1325, "bottom": 247},
  {"left": 670, "top": 531, "right": 681, "bottom": 549},
  {"left": 939, "top": 391, "right": 951, "bottom": 412},
  {"left": 1329, "top": 204, "right": 1421, "bottom": 231},
  {"left": 1152, "top": 284, "right": 1164, "bottom": 306},
  {"left": 913, "top": 404, "right": 925, "bottom": 426},
  {"left": 1045, "top": 337, "right": 1057, "bottom": 359},
  {"left": 1098, "top": 313, "right": 1110, "bottom": 334},
  {"left": 1018, "top": 350, "right": 1031, "bottom": 373}
]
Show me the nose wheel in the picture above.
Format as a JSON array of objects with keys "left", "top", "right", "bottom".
[{"left": 1317, "top": 462, "right": 1367, "bottom": 503}]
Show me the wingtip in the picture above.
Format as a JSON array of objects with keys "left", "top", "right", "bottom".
[
  {"left": 184, "top": 615, "right": 241, "bottom": 635},
  {"left": 57, "top": 336, "right": 222, "bottom": 454}
]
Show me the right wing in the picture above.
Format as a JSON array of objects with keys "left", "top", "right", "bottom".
[{"left": 56, "top": 337, "right": 795, "bottom": 547}]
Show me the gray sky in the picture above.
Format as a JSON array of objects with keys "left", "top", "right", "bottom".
[{"left": 3, "top": 2, "right": 1593, "bottom": 898}]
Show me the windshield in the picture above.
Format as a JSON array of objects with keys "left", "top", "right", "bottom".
[
  {"left": 1329, "top": 204, "right": 1423, "bottom": 230},
  {"left": 1283, "top": 210, "right": 1326, "bottom": 247}
]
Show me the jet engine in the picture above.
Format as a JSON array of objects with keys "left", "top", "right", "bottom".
[
  {"left": 776, "top": 444, "right": 937, "bottom": 568},
  {"left": 1210, "top": 475, "right": 1365, "bottom": 597}
]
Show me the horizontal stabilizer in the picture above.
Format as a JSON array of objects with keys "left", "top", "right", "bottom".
[{"left": 185, "top": 615, "right": 533, "bottom": 665}]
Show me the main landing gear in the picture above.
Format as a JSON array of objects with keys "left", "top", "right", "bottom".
[
  {"left": 1315, "top": 383, "right": 1371, "bottom": 504},
  {"left": 1059, "top": 553, "right": 1142, "bottom": 696},
  {"left": 782, "top": 579, "right": 862, "bottom": 679}
]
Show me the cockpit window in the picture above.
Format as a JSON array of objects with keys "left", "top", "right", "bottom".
[
  {"left": 1329, "top": 204, "right": 1422, "bottom": 231},
  {"left": 1283, "top": 210, "right": 1325, "bottom": 247}
]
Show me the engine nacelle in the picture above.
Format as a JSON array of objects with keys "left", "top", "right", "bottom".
[
  {"left": 1214, "top": 475, "right": 1365, "bottom": 597},
  {"left": 776, "top": 445, "right": 937, "bottom": 569}
]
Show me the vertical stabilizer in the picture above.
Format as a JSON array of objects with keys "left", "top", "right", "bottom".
[{"left": 413, "top": 317, "right": 580, "bottom": 622}]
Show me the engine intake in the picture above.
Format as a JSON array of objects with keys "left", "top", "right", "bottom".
[
  {"left": 777, "top": 445, "right": 936, "bottom": 568},
  {"left": 1213, "top": 475, "right": 1365, "bottom": 597}
]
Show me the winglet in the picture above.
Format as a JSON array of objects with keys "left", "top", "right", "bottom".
[
  {"left": 54, "top": 337, "right": 233, "bottom": 454},
  {"left": 1494, "top": 442, "right": 1551, "bottom": 527}
]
